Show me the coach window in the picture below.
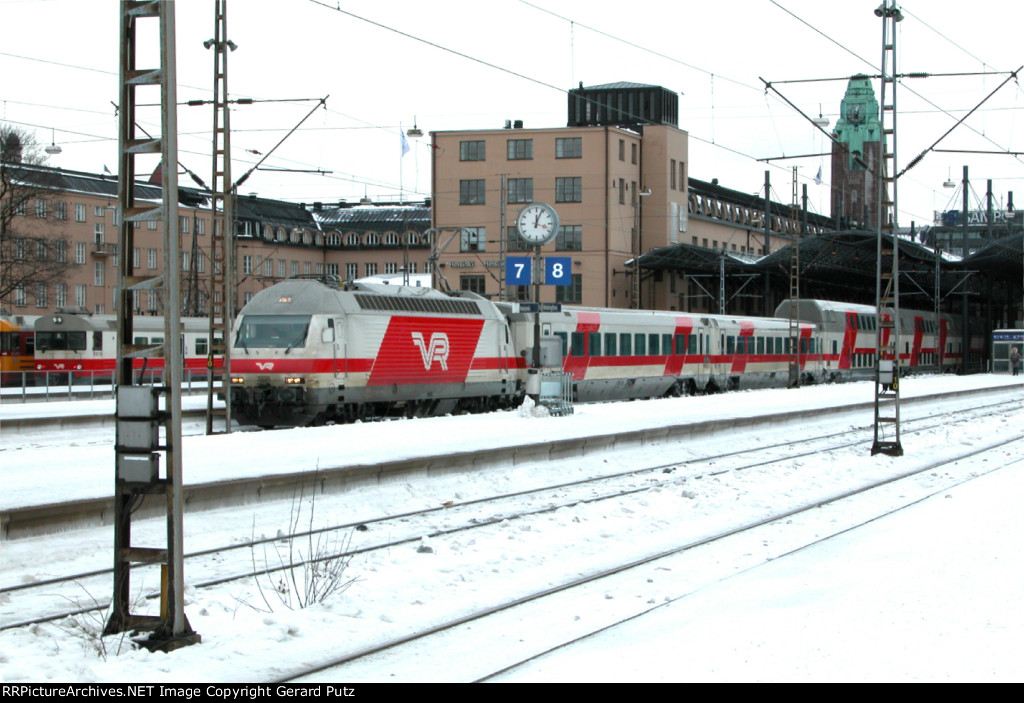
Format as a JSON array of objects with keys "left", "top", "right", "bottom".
[
  {"left": 757, "top": 337, "right": 765, "bottom": 355},
  {"left": 196, "top": 338, "right": 208, "bottom": 355},
  {"left": 588, "top": 332, "right": 601, "bottom": 357},
  {"left": 604, "top": 333, "right": 617, "bottom": 356},
  {"left": 634, "top": 334, "right": 646, "bottom": 356},
  {"left": 570, "top": 332, "right": 585, "bottom": 357},
  {"left": 648, "top": 334, "right": 659, "bottom": 355},
  {"left": 619, "top": 333, "right": 631, "bottom": 356},
  {"left": 726, "top": 336, "right": 735, "bottom": 355},
  {"left": 553, "top": 332, "right": 567, "bottom": 358}
]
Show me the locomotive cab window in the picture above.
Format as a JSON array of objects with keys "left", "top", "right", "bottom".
[
  {"left": 36, "top": 330, "right": 87, "bottom": 352},
  {"left": 236, "top": 315, "right": 313, "bottom": 349}
]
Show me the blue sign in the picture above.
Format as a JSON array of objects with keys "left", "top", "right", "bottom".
[
  {"left": 506, "top": 257, "right": 532, "bottom": 285},
  {"left": 545, "top": 257, "right": 572, "bottom": 286}
]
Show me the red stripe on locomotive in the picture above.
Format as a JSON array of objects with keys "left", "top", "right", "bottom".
[{"left": 367, "top": 315, "right": 485, "bottom": 386}]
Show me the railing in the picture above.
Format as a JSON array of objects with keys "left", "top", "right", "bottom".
[{"left": 0, "top": 368, "right": 211, "bottom": 403}]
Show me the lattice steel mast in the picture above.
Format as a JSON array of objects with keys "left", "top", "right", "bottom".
[
  {"left": 872, "top": 0, "right": 904, "bottom": 456},
  {"left": 108, "top": 0, "right": 199, "bottom": 650}
]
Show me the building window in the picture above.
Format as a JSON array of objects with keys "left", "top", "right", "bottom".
[
  {"left": 459, "top": 140, "right": 485, "bottom": 161},
  {"left": 671, "top": 159, "right": 677, "bottom": 189},
  {"left": 94, "top": 223, "right": 104, "bottom": 244},
  {"left": 75, "top": 242, "right": 86, "bottom": 264},
  {"left": 179, "top": 216, "right": 189, "bottom": 234},
  {"left": 507, "top": 178, "right": 533, "bottom": 204},
  {"left": 94, "top": 261, "right": 104, "bottom": 286},
  {"left": 14, "top": 286, "right": 26, "bottom": 307},
  {"left": 631, "top": 143, "right": 638, "bottom": 165},
  {"left": 460, "top": 179, "right": 486, "bottom": 205},
  {"left": 619, "top": 178, "right": 625, "bottom": 205},
  {"left": 556, "top": 177, "right": 582, "bottom": 203},
  {"left": 507, "top": 225, "right": 531, "bottom": 252},
  {"left": 54, "top": 201, "right": 67, "bottom": 220},
  {"left": 556, "top": 274, "right": 583, "bottom": 304},
  {"left": 75, "top": 284, "right": 86, "bottom": 308},
  {"left": 556, "top": 225, "right": 582, "bottom": 251},
  {"left": 277, "top": 259, "right": 287, "bottom": 278},
  {"left": 325, "top": 263, "right": 338, "bottom": 276},
  {"left": 303, "top": 261, "right": 311, "bottom": 276},
  {"left": 346, "top": 263, "right": 358, "bottom": 280},
  {"left": 507, "top": 139, "right": 533, "bottom": 160},
  {"left": 460, "top": 227, "right": 485, "bottom": 252},
  {"left": 55, "top": 283, "right": 67, "bottom": 308},
  {"left": 55, "top": 240, "right": 67, "bottom": 263},
  {"left": 290, "top": 260, "right": 298, "bottom": 277},
  {"left": 148, "top": 248, "right": 158, "bottom": 269},
  {"left": 35, "top": 284, "right": 47, "bottom": 308},
  {"left": 460, "top": 275, "right": 486, "bottom": 295},
  {"left": 556, "top": 137, "right": 582, "bottom": 159},
  {"left": 385, "top": 262, "right": 399, "bottom": 274},
  {"left": 365, "top": 262, "right": 378, "bottom": 277},
  {"left": 196, "top": 218, "right": 206, "bottom": 235},
  {"left": 94, "top": 206, "right": 105, "bottom": 217},
  {"left": 35, "top": 199, "right": 47, "bottom": 218},
  {"left": 75, "top": 203, "right": 86, "bottom": 222},
  {"left": 618, "top": 140, "right": 625, "bottom": 161}
]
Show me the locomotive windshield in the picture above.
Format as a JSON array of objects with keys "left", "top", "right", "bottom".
[
  {"left": 235, "top": 315, "right": 312, "bottom": 350},
  {"left": 36, "top": 331, "right": 87, "bottom": 352}
]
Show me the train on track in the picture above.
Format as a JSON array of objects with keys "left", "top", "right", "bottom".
[
  {"left": 31, "top": 312, "right": 222, "bottom": 379},
  {"left": 225, "top": 277, "right": 985, "bottom": 428},
  {"left": 0, "top": 315, "right": 37, "bottom": 384},
  {"left": 6, "top": 278, "right": 989, "bottom": 420}
]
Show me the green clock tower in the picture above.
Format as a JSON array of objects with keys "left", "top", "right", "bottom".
[{"left": 830, "top": 75, "right": 885, "bottom": 230}]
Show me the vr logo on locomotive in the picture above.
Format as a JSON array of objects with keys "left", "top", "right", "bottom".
[{"left": 411, "top": 332, "right": 450, "bottom": 371}]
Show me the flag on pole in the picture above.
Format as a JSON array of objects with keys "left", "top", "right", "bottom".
[
  {"left": 814, "top": 165, "right": 823, "bottom": 186},
  {"left": 401, "top": 128, "right": 410, "bottom": 157}
]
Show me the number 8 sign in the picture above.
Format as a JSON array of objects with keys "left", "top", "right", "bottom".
[{"left": 545, "top": 257, "right": 572, "bottom": 286}]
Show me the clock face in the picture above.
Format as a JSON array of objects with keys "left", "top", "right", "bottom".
[{"left": 516, "top": 203, "right": 559, "bottom": 245}]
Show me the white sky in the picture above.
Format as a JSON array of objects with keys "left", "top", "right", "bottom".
[{"left": 2, "top": 0, "right": 1022, "bottom": 228}]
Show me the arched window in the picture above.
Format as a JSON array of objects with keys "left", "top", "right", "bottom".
[
  {"left": 290, "top": 229, "right": 302, "bottom": 244},
  {"left": 346, "top": 232, "right": 361, "bottom": 247},
  {"left": 383, "top": 231, "right": 399, "bottom": 247},
  {"left": 262, "top": 225, "right": 274, "bottom": 241},
  {"left": 326, "top": 231, "right": 342, "bottom": 247},
  {"left": 314, "top": 233, "right": 324, "bottom": 247},
  {"left": 302, "top": 231, "right": 312, "bottom": 245},
  {"left": 276, "top": 227, "right": 287, "bottom": 242},
  {"left": 364, "top": 232, "right": 380, "bottom": 247}
]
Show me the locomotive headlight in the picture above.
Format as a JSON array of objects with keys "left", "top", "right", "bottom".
[
  {"left": 285, "top": 377, "right": 305, "bottom": 384},
  {"left": 231, "top": 377, "right": 245, "bottom": 384}
]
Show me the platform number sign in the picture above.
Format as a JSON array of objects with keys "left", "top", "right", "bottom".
[
  {"left": 545, "top": 257, "right": 572, "bottom": 286},
  {"left": 506, "top": 257, "right": 532, "bottom": 286}
]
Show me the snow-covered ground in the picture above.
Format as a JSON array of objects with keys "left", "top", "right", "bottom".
[{"left": 1, "top": 374, "right": 1022, "bottom": 682}]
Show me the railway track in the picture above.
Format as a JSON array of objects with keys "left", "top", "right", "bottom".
[
  {"left": 283, "top": 431, "right": 1024, "bottom": 683},
  {"left": 3, "top": 388, "right": 1019, "bottom": 639},
  {"left": 2, "top": 384, "right": 1019, "bottom": 540}
]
